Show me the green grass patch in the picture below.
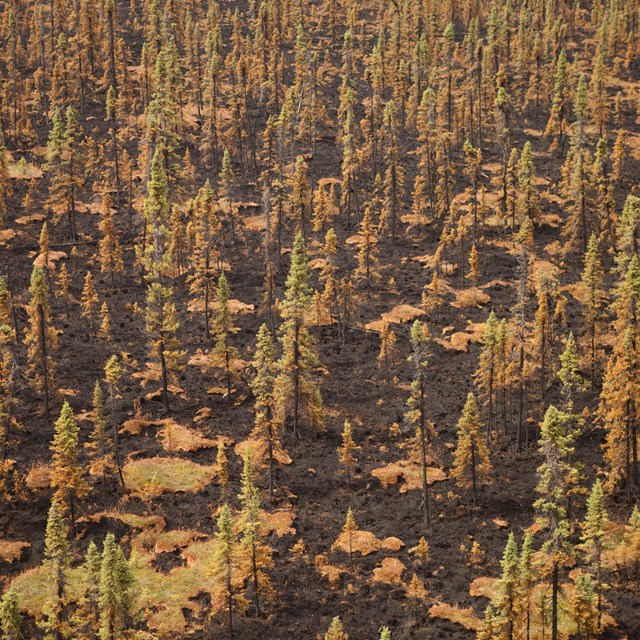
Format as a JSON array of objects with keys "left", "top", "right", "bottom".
[{"left": 123, "top": 457, "right": 217, "bottom": 497}]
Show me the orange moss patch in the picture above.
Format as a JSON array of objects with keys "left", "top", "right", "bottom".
[
  {"left": 121, "top": 414, "right": 165, "bottom": 436},
  {"left": 193, "top": 407, "right": 213, "bottom": 423},
  {"left": 400, "top": 213, "right": 432, "bottom": 228},
  {"left": 157, "top": 421, "right": 218, "bottom": 452},
  {"left": 372, "top": 460, "right": 447, "bottom": 492},
  {"left": 451, "top": 288, "right": 491, "bottom": 309},
  {"left": 0, "top": 229, "right": 17, "bottom": 245},
  {"left": 15, "top": 213, "right": 46, "bottom": 225},
  {"left": 538, "top": 212, "right": 563, "bottom": 227},
  {"left": 33, "top": 250, "right": 67, "bottom": 269},
  {"left": 333, "top": 530, "right": 381, "bottom": 556},
  {"left": 480, "top": 279, "right": 511, "bottom": 289},
  {"left": 315, "top": 553, "right": 344, "bottom": 588},
  {"left": 260, "top": 508, "right": 296, "bottom": 537},
  {"left": 469, "top": 576, "right": 497, "bottom": 598},
  {"left": 372, "top": 558, "right": 406, "bottom": 585},
  {"left": 0, "top": 540, "right": 30, "bottom": 563},
  {"left": 429, "top": 603, "right": 481, "bottom": 630},
  {"left": 383, "top": 304, "right": 425, "bottom": 324},
  {"left": 381, "top": 536, "right": 405, "bottom": 551},
  {"left": 243, "top": 214, "right": 266, "bottom": 230},
  {"left": 435, "top": 332, "right": 474, "bottom": 352},
  {"left": 365, "top": 304, "right": 426, "bottom": 332}
]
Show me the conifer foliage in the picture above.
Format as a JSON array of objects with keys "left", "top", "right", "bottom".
[{"left": 2, "top": 0, "right": 640, "bottom": 638}]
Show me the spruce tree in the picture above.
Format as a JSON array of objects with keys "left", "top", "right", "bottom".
[
  {"left": 615, "top": 194, "right": 640, "bottom": 275},
  {"left": 98, "top": 188, "right": 124, "bottom": 287},
  {"left": 99, "top": 302, "right": 111, "bottom": 340},
  {"left": 275, "top": 232, "right": 323, "bottom": 437},
  {"left": 519, "top": 533, "right": 535, "bottom": 640},
  {"left": 405, "top": 320, "right": 433, "bottom": 527},
  {"left": 338, "top": 419, "right": 359, "bottom": 486},
  {"left": 238, "top": 451, "right": 274, "bottom": 616},
  {"left": 324, "top": 616, "right": 349, "bottom": 640},
  {"left": 80, "top": 271, "right": 99, "bottom": 333},
  {"left": 0, "top": 131, "right": 9, "bottom": 228},
  {"left": 45, "top": 106, "right": 84, "bottom": 242},
  {"left": 50, "top": 401, "right": 89, "bottom": 532},
  {"left": 580, "top": 479, "right": 608, "bottom": 627},
  {"left": 88, "top": 381, "right": 111, "bottom": 480},
  {"left": 558, "top": 332, "right": 586, "bottom": 412},
  {"left": 104, "top": 355, "right": 125, "bottom": 487},
  {"left": 534, "top": 405, "right": 575, "bottom": 640},
  {"left": 216, "top": 442, "right": 229, "bottom": 491},
  {"left": 98, "top": 532, "right": 134, "bottom": 640},
  {"left": 451, "top": 392, "right": 492, "bottom": 505},
  {"left": 142, "top": 148, "right": 185, "bottom": 413},
  {"left": 354, "top": 207, "right": 381, "bottom": 298},
  {"left": 477, "top": 604, "right": 500, "bottom": 640},
  {"left": 545, "top": 49, "right": 568, "bottom": 152},
  {"left": 380, "top": 100, "right": 405, "bottom": 241},
  {"left": 186, "top": 181, "right": 220, "bottom": 339},
  {"left": 580, "top": 234, "right": 606, "bottom": 385},
  {"left": 571, "top": 573, "right": 598, "bottom": 640},
  {"left": 494, "top": 533, "right": 519, "bottom": 640},
  {"left": 250, "top": 323, "right": 286, "bottom": 497},
  {"left": 378, "top": 321, "right": 396, "bottom": 387},
  {"left": 212, "top": 272, "right": 240, "bottom": 402},
  {"left": 82, "top": 541, "right": 101, "bottom": 630},
  {"left": 0, "top": 277, "right": 19, "bottom": 461},
  {"left": 0, "top": 586, "right": 22, "bottom": 640},
  {"left": 43, "top": 499, "right": 71, "bottom": 639},
  {"left": 474, "top": 311, "right": 498, "bottom": 440},
  {"left": 24, "top": 265, "right": 57, "bottom": 424},
  {"left": 598, "top": 329, "right": 640, "bottom": 489},
  {"left": 211, "top": 505, "right": 243, "bottom": 639}
]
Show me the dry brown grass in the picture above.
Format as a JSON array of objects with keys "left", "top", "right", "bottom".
[
  {"left": 24, "top": 463, "right": 51, "bottom": 490},
  {"left": 8, "top": 159, "right": 43, "bottom": 179},
  {"left": 153, "top": 529, "right": 206, "bottom": 554},
  {"left": 429, "top": 603, "right": 481, "bottom": 630},
  {"left": 243, "top": 214, "right": 266, "bottom": 230},
  {"left": 83, "top": 510, "right": 166, "bottom": 532}
]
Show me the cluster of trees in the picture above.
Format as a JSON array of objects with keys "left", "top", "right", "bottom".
[{"left": 1, "top": 0, "right": 640, "bottom": 637}]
